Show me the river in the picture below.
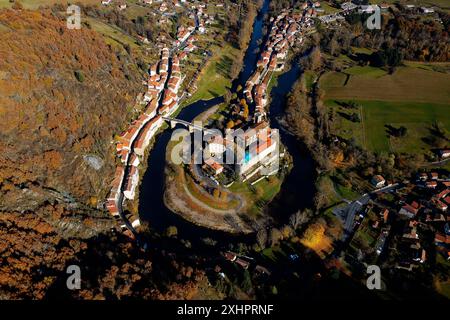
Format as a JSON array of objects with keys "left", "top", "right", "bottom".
[{"left": 138, "top": 0, "right": 315, "bottom": 244}]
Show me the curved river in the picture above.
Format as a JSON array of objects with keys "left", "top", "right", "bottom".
[{"left": 138, "top": 0, "right": 315, "bottom": 244}]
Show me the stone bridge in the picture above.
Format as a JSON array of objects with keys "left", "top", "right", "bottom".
[{"left": 162, "top": 116, "right": 217, "bottom": 134}]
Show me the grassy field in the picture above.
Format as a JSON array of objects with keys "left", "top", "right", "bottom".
[
  {"left": 326, "top": 99, "right": 450, "bottom": 153},
  {"left": 184, "top": 43, "right": 239, "bottom": 105},
  {"left": 321, "top": 65, "right": 450, "bottom": 104},
  {"left": 86, "top": 17, "right": 139, "bottom": 49},
  {"left": 229, "top": 176, "right": 282, "bottom": 217},
  {"left": 321, "top": 62, "right": 450, "bottom": 154},
  {"left": 434, "top": 254, "right": 450, "bottom": 299},
  {"left": 370, "top": 0, "right": 450, "bottom": 9}
]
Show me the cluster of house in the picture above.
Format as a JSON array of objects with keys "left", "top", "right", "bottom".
[
  {"left": 105, "top": 10, "right": 203, "bottom": 236},
  {"left": 219, "top": 251, "right": 271, "bottom": 278},
  {"left": 395, "top": 173, "right": 450, "bottom": 269},
  {"left": 201, "top": 10, "right": 308, "bottom": 181},
  {"left": 190, "top": 2, "right": 215, "bottom": 34},
  {"left": 371, "top": 175, "right": 386, "bottom": 188},
  {"left": 101, "top": 0, "right": 127, "bottom": 10},
  {"left": 318, "top": 0, "right": 439, "bottom": 25},
  {"left": 200, "top": 8, "right": 317, "bottom": 182},
  {"left": 244, "top": 10, "right": 304, "bottom": 124}
]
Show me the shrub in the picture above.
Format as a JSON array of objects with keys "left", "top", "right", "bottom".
[{"left": 74, "top": 70, "right": 85, "bottom": 82}]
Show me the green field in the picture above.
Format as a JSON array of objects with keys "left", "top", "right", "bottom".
[
  {"left": 328, "top": 99, "right": 450, "bottom": 153},
  {"left": 321, "top": 65, "right": 450, "bottom": 104},
  {"left": 229, "top": 177, "right": 282, "bottom": 217},
  {"left": 344, "top": 65, "right": 387, "bottom": 77},
  {"left": 326, "top": 99, "right": 450, "bottom": 153},
  {"left": 318, "top": 2, "right": 340, "bottom": 14},
  {"left": 370, "top": 0, "right": 450, "bottom": 10},
  {"left": 184, "top": 43, "right": 239, "bottom": 105},
  {"left": 321, "top": 63, "right": 450, "bottom": 154}
]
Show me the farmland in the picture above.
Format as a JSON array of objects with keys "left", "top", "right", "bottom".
[
  {"left": 321, "top": 65, "right": 450, "bottom": 104},
  {"left": 320, "top": 63, "right": 450, "bottom": 154},
  {"left": 184, "top": 42, "right": 239, "bottom": 105}
]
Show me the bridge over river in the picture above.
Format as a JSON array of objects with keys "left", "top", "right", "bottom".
[{"left": 162, "top": 116, "right": 217, "bottom": 135}]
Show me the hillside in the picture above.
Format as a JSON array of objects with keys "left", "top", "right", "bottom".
[
  {"left": 0, "top": 8, "right": 143, "bottom": 214},
  {"left": 0, "top": 8, "right": 144, "bottom": 297}
]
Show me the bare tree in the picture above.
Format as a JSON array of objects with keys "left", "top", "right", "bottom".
[{"left": 289, "top": 210, "right": 311, "bottom": 231}]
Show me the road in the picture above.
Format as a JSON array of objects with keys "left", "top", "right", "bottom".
[
  {"left": 111, "top": 6, "right": 201, "bottom": 238},
  {"left": 334, "top": 183, "right": 401, "bottom": 239}
]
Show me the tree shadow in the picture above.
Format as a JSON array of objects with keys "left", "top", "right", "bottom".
[{"left": 216, "top": 55, "right": 233, "bottom": 78}]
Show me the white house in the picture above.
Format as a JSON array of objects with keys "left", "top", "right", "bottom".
[
  {"left": 371, "top": 175, "right": 385, "bottom": 188},
  {"left": 206, "top": 135, "right": 226, "bottom": 155},
  {"left": 421, "top": 7, "right": 435, "bottom": 14},
  {"left": 359, "top": 5, "right": 378, "bottom": 14},
  {"left": 439, "top": 149, "right": 450, "bottom": 158},
  {"left": 124, "top": 166, "right": 139, "bottom": 200},
  {"left": 204, "top": 158, "right": 224, "bottom": 176}
]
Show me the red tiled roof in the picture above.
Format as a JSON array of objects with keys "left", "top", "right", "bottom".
[
  {"left": 401, "top": 204, "right": 418, "bottom": 215},
  {"left": 204, "top": 158, "right": 223, "bottom": 172}
]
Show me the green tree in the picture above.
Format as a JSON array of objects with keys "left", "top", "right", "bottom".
[
  {"left": 165, "top": 226, "right": 178, "bottom": 237},
  {"left": 74, "top": 70, "right": 84, "bottom": 82}
]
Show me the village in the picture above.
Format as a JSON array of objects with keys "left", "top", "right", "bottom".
[
  {"left": 102, "top": 0, "right": 316, "bottom": 239},
  {"left": 199, "top": 8, "right": 312, "bottom": 186},
  {"left": 101, "top": 0, "right": 450, "bottom": 282},
  {"left": 335, "top": 170, "right": 450, "bottom": 277},
  {"left": 104, "top": 1, "right": 211, "bottom": 239}
]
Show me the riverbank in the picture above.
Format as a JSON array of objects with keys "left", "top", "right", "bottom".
[
  {"left": 160, "top": 1, "right": 309, "bottom": 234},
  {"left": 162, "top": 102, "right": 288, "bottom": 234},
  {"left": 139, "top": 0, "right": 316, "bottom": 240},
  {"left": 163, "top": 163, "right": 253, "bottom": 234}
]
